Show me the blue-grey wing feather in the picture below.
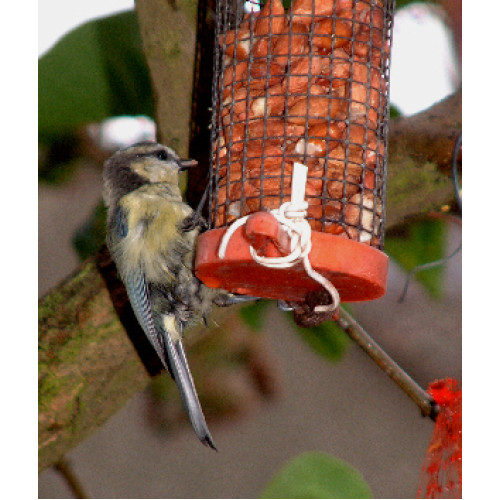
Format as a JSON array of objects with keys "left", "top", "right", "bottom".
[
  {"left": 160, "top": 328, "right": 216, "bottom": 449},
  {"left": 125, "top": 278, "right": 216, "bottom": 448},
  {"left": 123, "top": 270, "right": 169, "bottom": 370},
  {"left": 114, "top": 205, "right": 129, "bottom": 239},
  {"left": 110, "top": 206, "right": 167, "bottom": 367}
]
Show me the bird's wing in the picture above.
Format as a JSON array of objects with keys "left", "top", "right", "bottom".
[
  {"left": 123, "top": 269, "right": 169, "bottom": 369},
  {"left": 112, "top": 208, "right": 216, "bottom": 449},
  {"left": 111, "top": 205, "right": 169, "bottom": 368}
]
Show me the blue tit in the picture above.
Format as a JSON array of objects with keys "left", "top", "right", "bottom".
[{"left": 103, "top": 141, "right": 219, "bottom": 449}]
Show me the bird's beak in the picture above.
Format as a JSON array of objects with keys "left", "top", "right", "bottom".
[{"left": 178, "top": 158, "right": 198, "bottom": 171}]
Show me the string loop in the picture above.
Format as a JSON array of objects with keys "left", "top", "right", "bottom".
[{"left": 218, "top": 163, "right": 340, "bottom": 313}]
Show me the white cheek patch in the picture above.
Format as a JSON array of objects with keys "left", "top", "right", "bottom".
[
  {"left": 133, "top": 162, "right": 175, "bottom": 183},
  {"left": 148, "top": 166, "right": 165, "bottom": 183}
]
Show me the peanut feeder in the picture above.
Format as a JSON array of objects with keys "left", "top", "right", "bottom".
[{"left": 195, "top": 0, "right": 395, "bottom": 309}]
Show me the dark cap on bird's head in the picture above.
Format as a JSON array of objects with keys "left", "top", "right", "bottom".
[{"left": 103, "top": 141, "right": 198, "bottom": 208}]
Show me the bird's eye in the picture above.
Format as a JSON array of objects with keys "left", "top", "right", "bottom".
[{"left": 155, "top": 150, "right": 168, "bottom": 161}]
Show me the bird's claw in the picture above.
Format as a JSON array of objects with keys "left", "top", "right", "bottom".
[{"left": 180, "top": 212, "right": 207, "bottom": 232}]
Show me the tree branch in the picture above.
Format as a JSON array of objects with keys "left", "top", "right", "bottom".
[
  {"left": 386, "top": 89, "right": 461, "bottom": 227},
  {"left": 134, "top": 0, "right": 198, "bottom": 157},
  {"left": 38, "top": 250, "right": 149, "bottom": 473}
]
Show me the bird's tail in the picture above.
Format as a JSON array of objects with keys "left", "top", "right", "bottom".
[{"left": 161, "top": 325, "right": 217, "bottom": 450}]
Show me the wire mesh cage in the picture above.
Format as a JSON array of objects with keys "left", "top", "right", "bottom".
[
  {"left": 209, "top": 0, "right": 395, "bottom": 248},
  {"left": 196, "top": 0, "right": 395, "bottom": 307}
]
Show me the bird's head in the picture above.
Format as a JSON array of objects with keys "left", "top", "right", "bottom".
[{"left": 103, "top": 141, "right": 197, "bottom": 206}]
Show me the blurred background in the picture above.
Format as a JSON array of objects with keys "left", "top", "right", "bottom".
[{"left": 39, "top": 0, "right": 461, "bottom": 497}]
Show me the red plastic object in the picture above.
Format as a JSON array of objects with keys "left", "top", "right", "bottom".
[
  {"left": 417, "top": 378, "right": 462, "bottom": 499},
  {"left": 195, "top": 212, "right": 388, "bottom": 302}
]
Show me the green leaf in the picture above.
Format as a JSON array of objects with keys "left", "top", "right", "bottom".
[
  {"left": 385, "top": 218, "right": 447, "bottom": 299},
  {"left": 38, "top": 135, "right": 81, "bottom": 184},
  {"left": 260, "top": 451, "right": 373, "bottom": 499},
  {"left": 239, "top": 300, "right": 271, "bottom": 332},
  {"left": 390, "top": 103, "right": 402, "bottom": 118},
  {"left": 39, "top": 10, "right": 153, "bottom": 140},
  {"left": 289, "top": 313, "right": 350, "bottom": 363},
  {"left": 73, "top": 202, "right": 108, "bottom": 261}
]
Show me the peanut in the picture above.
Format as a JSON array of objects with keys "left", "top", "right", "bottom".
[
  {"left": 287, "top": 96, "right": 348, "bottom": 124},
  {"left": 247, "top": 118, "right": 305, "bottom": 140},
  {"left": 222, "top": 122, "right": 245, "bottom": 153},
  {"left": 221, "top": 61, "right": 248, "bottom": 100},
  {"left": 357, "top": 3, "right": 385, "bottom": 32},
  {"left": 254, "top": 0, "right": 287, "bottom": 36},
  {"left": 220, "top": 28, "right": 251, "bottom": 60},
  {"left": 272, "top": 23, "right": 310, "bottom": 67},
  {"left": 285, "top": 55, "right": 324, "bottom": 94},
  {"left": 322, "top": 145, "right": 363, "bottom": 177},
  {"left": 293, "top": 138, "right": 326, "bottom": 156},
  {"left": 308, "top": 202, "right": 344, "bottom": 234},
  {"left": 250, "top": 92, "right": 286, "bottom": 118},
  {"left": 311, "top": 18, "right": 353, "bottom": 51},
  {"left": 326, "top": 174, "right": 361, "bottom": 199},
  {"left": 245, "top": 143, "right": 284, "bottom": 161},
  {"left": 334, "top": 0, "right": 354, "bottom": 12},
  {"left": 352, "top": 32, "right": 383, "bottom": 67},
  {"left": 346, "top": 123, "right": 377, "bottom": 147},
  {"left": 247, "top": 60, "right": 284, "bottom": 89},
  {"left": 292, "top": 0, "right": 336, "bottom": 24},
  {"left": 286, "top": 83, "right": 329, "bottom": 108},
  {"left": 363, "top": 170, "right": 376, "bottom": 190},
  {"left": 344, "top": 191, "right": 382, "bottom": 242},
  {"left": 223, "top": 87, "right": 251, "bottom": 117},
  {"left": 308, "top": 121, "right": 346, "bottom": 141},
  {"left": 238, "top": 12, "right": 255, "bottom": 32},
  {"left": 252, "top": 36, "right": 275, "bottom": 59}
]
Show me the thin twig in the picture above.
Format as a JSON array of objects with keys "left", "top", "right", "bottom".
[
  {"left": 337, "top": 307, "right": 439, "bottom": 420},
  {"left": 54, "top": 459, "right": 91, "bottom": 499},
  {"left": 397, "top": 239, "right": 462, "bottom": 304},
  {"left": 451, "top": 131, "right": 462, "bottom": 212}
]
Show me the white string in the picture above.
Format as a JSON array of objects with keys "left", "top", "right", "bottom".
[{"left": 218, "top": 163, "right": 340, "bottom": 313}]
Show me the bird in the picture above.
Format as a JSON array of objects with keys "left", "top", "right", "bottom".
[{"left": 103, "top": 141, "right": 220, "bottom": 449}]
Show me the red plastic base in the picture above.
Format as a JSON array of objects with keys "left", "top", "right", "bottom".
[{"left": 195, "top": 214, "right": 388, "bottom": 303}]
